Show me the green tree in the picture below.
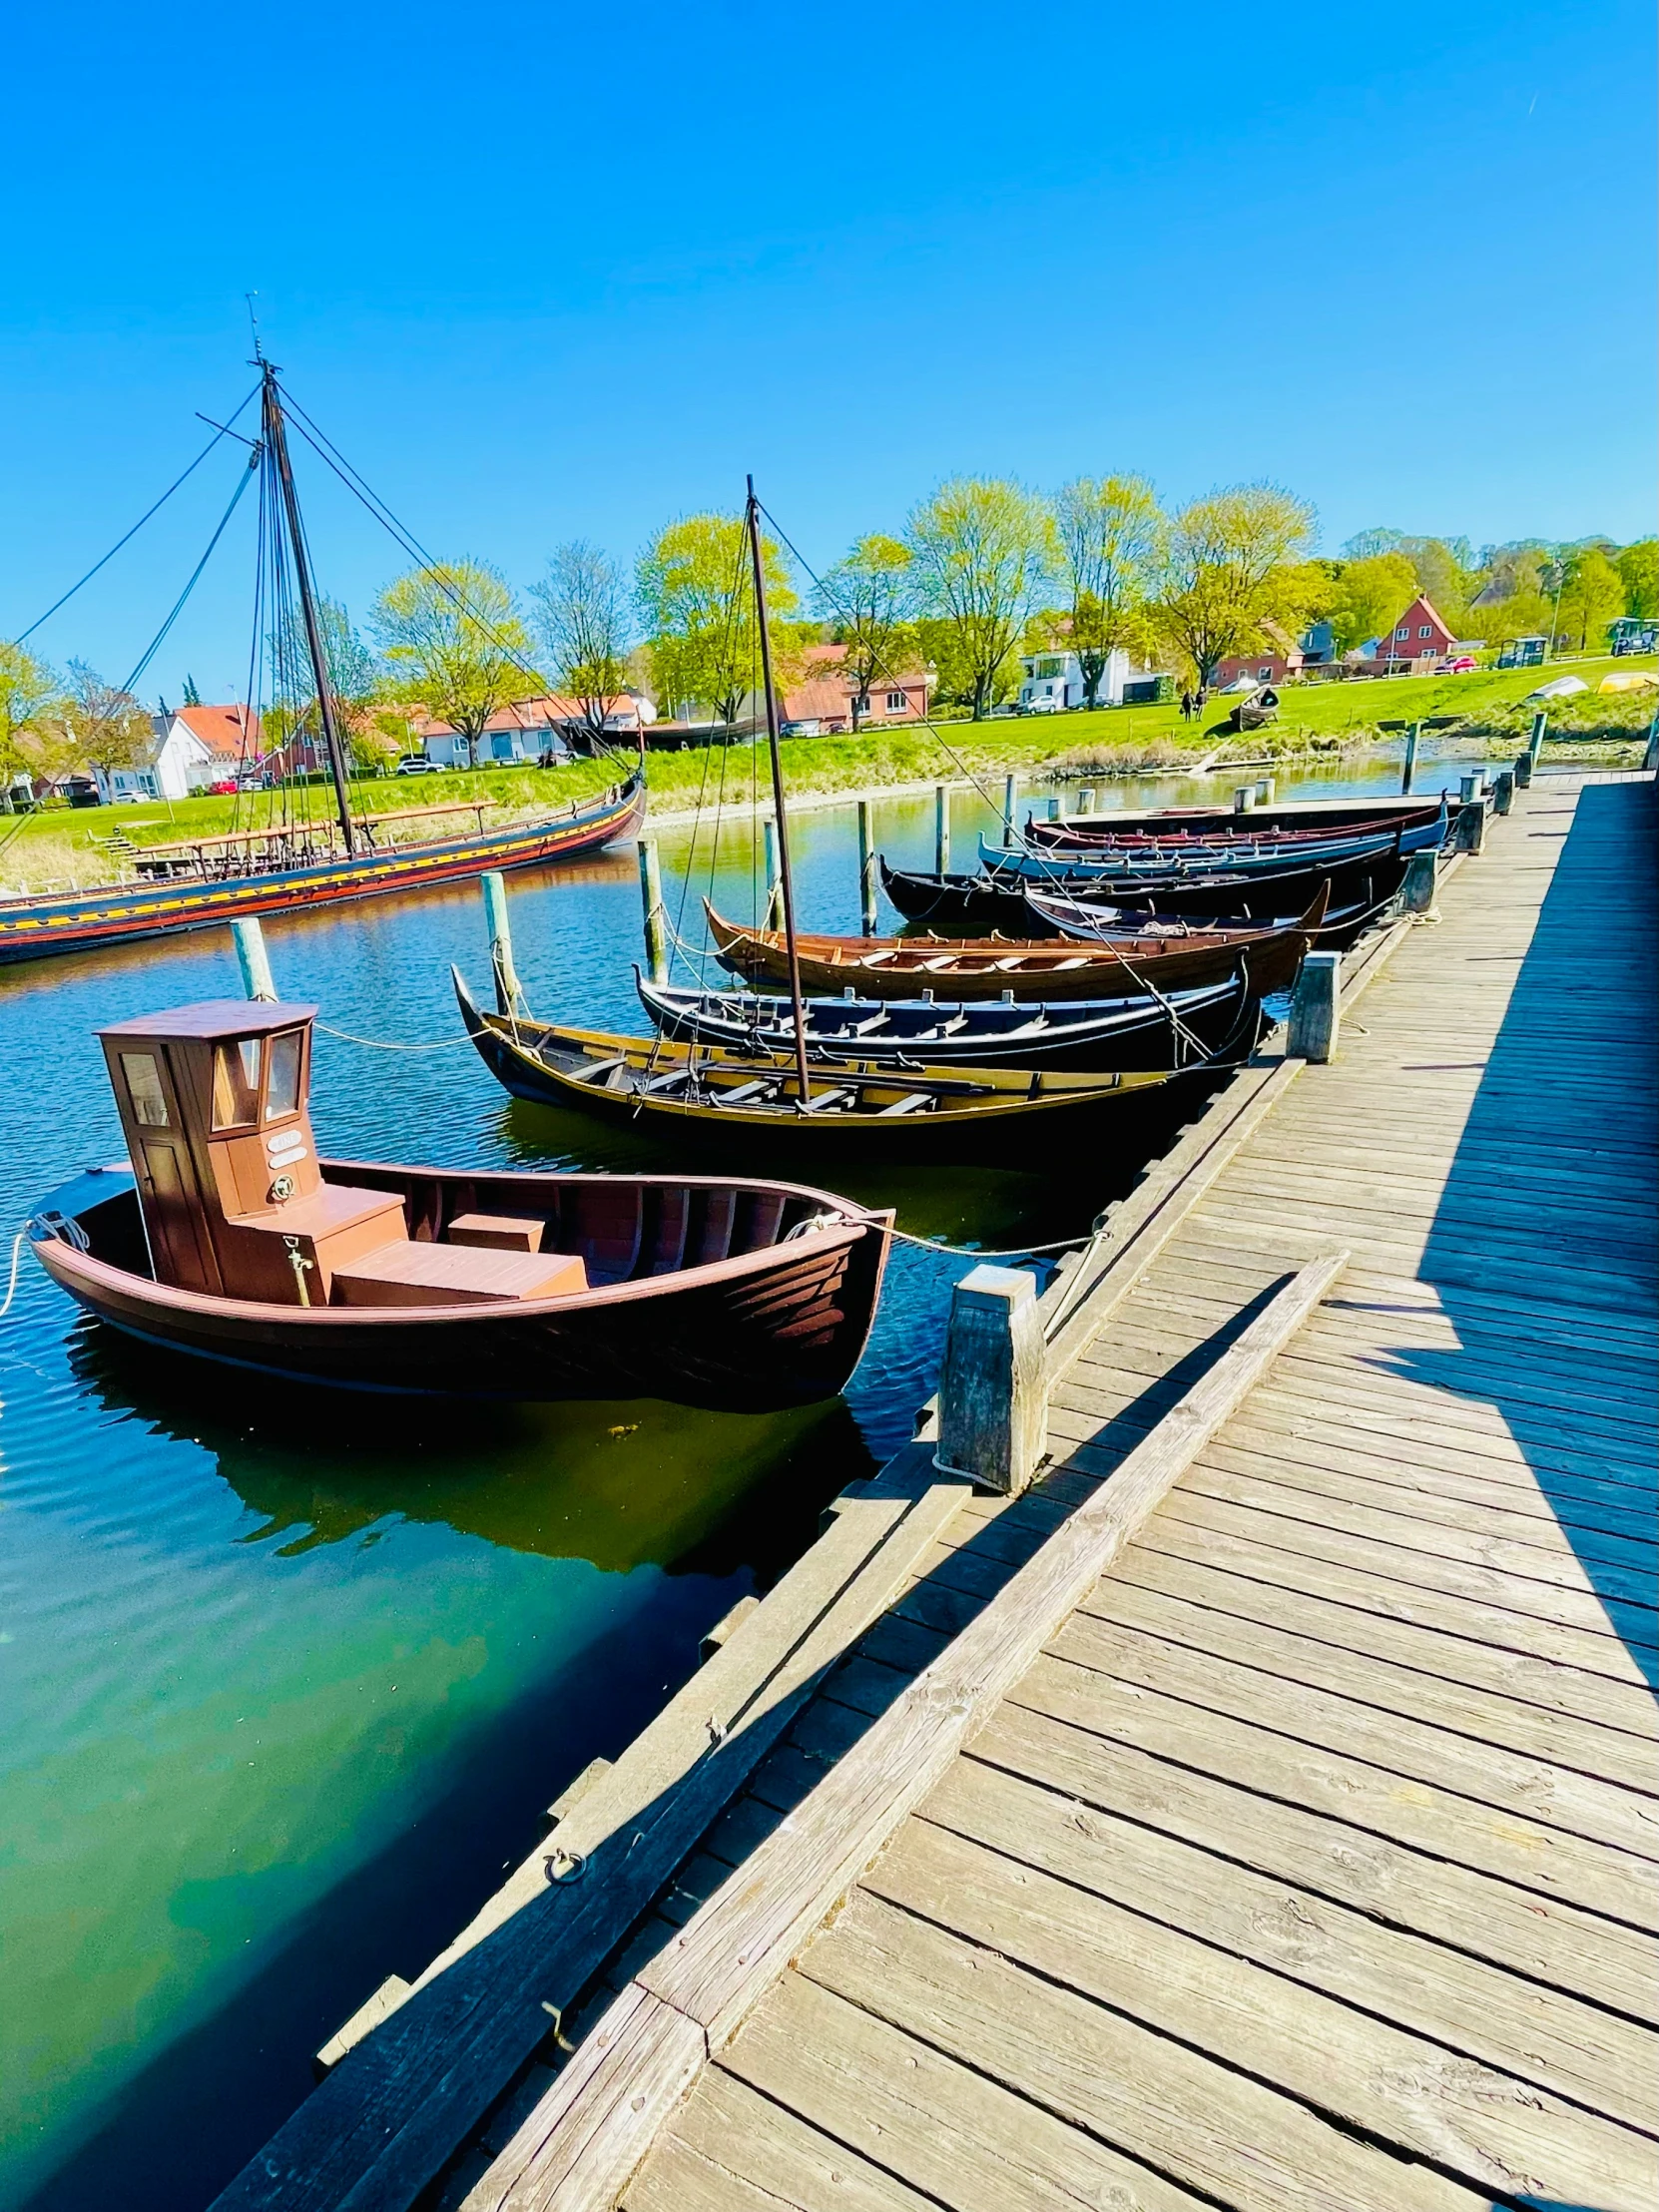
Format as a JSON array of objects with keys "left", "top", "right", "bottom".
[
  {"left": 1326, "top": 551, "right": 1420, "bottom": 653},
  {"left": 1051, "top": 475, "right": 1162, "bottom": 707},
  {"left": 1617, "top": 539, "right": 1658, "bottom": 619},
  {"left": 1151, "top": 483, "right": 1317, "bottom": 687},
  {"left": 59, "top": 661, "right": 154, "bottom": 781},
  {"left": 636, "top": 513, "right": 798, "bottom": 733},
  {"left": 371, "top": 562, "right": 536, "bottom": 767},
  {"left": 530, "top": 541, "right": 633, "bottom": 750},
  {"left": 0, "top": 641, "right": 65, "bottom": 788},
  {"left": 905, "top": 478, "right": 1050, "bottom": 720},
  {"left": 273, "top": 597, "right": 386, "bottom": 772},
  {"left": 1556, "top": 546, "right": 1624, "bottom": 653},
  {"left": 1340, "top": 527, "right": 1405, "bottom": 561},
  {"left": 813, "top": 534, "right": 917, "bottom": 731},
  {"left": 1395, "top": 536, "right": 1479, "bottom": 628}
]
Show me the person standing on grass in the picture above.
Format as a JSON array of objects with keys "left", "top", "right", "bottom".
[{"left": 1179, "top": 689, "right": 1194, "bottom": 722}]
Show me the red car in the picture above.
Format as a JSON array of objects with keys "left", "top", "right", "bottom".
[
  {"left": 207, "top": 777, "right": 240, "bottom": 795},
  {"left": 1443, "top": 656, "right": 1478, "bottom": 674}
]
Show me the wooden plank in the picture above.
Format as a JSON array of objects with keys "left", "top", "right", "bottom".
[
  {"left": 876, "top": 1794, "right": 1659, "bottom": 2192},
  {"left": 967, "top": 1699, "right": 1659, "bottom": 2024},
  {"left": 641, "top": 1256, "right": 1348, "bottom": 2044},
  {"left": 714, "top": 1968, "right": 1208, "bottom": 2212},
  {"left": 1047, "top": 1609, "right": 1659, "bottom": 1867},
  {"left": 1154, "top": 1487, "right": 1659, "bottom": 1656},
  {"left": 624, "top": 2064, "right": 939, "bottom": 2212},
  {"left": 1005, "top": 1651, "right": 1653, "bottom": 1923},
  {"left": 469, "top": 1259, "right": 1350, "bottom": 2212},
  {"left": 801, "top": 1891, "right": 1485, "bottom": 2212},
  {"left": 462, "top": 1985, "right": 704, "bottom": 2212},
  {"left": 1119, "top": 1530, "right": 1659, "bottom": 1733},
  {"left": 1079, "top": 1568, "right": 1659, "bottom": 1790}
]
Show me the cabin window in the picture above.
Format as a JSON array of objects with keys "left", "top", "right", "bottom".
[
  {"left": 266, "top": 1029, "right": 304, "bottom": 1119},
  {"left": 212, "top": 1038, "right": 263, "bottom": 1128},
  {"left": 885, "top": 691, "right": 906, "bottom": 712},
  {"left": 121, "top": 1053, "right": 170, "bottom": 1127}
]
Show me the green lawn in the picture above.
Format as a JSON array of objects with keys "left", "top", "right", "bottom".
[{"left": 2, "top": 654, "right": 1651, "bottom": 895}]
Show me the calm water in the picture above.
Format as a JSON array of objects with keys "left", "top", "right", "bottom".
[{"left": 0, "top": 753, "right": 1434, "bottom": 2208}]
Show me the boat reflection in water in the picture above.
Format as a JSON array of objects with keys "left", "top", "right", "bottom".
[{"left": 65, "top": 1320, "right": 873, "bottom": 1579}]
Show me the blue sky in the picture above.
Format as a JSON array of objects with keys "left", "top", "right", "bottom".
[{"left": 2, "top": 0, "right": 1652, "bottom": 699}]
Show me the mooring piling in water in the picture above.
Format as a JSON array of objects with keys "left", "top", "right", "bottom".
[
  {"left": 1077, "top": 788, "right": 1096, "bottom": 814},
  {"left": 934, "top": 785, "right": 950, "bottom": 873},
  {"left": 1254, "top": 776, "right": 1276, "bottom": 806},
  {"left": 1233, "top": 786, "right": 1255, "bottom": 814},
  {"left": 1401, "top": 721, "right": 1420, "bottom": 795},
  {"left": 856, "top": 801, "right": 877, "bottom": 934},
  {"left": 635, "top": 840, "right": 668, "bottom": 985},
  {"left": 1003, "top": 774, "right": 1018, "bottom": 840},
  {"left": 231, "top": 916, "right": 277, "bottom": 1001},
  {"left": 1528, "top": 709, "right": 1548, "bottom": 767},
  {"left": 481, "top": 870, "right": 530, "bottom": 1015},
  {"left": 936, "top": 1263, "right": 1046, "bottom": 1497}
]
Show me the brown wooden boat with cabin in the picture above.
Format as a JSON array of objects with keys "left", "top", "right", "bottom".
[
  {"left": 27, "top": 1000, "right": 891, "bottom": 1409},
  {"left": 704, "top": 883, "right": 1326, "bottom": 1003}
]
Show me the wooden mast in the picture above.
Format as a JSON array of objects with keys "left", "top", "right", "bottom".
[
  {"left": 744, "top": 477, "right": 812, "bottom": 1107},
  {"left": 260, "top": 361, "right": 358, "bottom": 856}
]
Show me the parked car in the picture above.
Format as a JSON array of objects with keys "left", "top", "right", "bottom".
[
  {"left": 1020, "top": 694, "right": 1064, "bottom": 715},
  {"left": 1444, "top": 656, "right": 1478, "bottom": 674},
  {"left": 207, "top": 777, "right": 239, "bottom": 795},
  {"left": 395, "top": 755, "right": 442, "bottom": 776}
]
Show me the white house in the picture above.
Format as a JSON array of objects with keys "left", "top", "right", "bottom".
[
  {"left": 1017, "top": 648, "right": 1130, "bottom": 712},
  {"left": 98, "top": 705, "right": 255, "bottom": 802}
]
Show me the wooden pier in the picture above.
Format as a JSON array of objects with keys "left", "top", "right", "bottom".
[{"left": 218, "top": 771, "right": 1657, "bottom": 2212}]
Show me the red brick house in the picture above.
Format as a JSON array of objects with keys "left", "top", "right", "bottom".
[
  {"left": 1211, "top": 622, "right": 1306, "bottom": 691},
  {"left": 1376, "top": 595, "right": 1455, "bottom": 668},
  {"left": 783, "top": 645, "right": 931, "bottom": 734}
]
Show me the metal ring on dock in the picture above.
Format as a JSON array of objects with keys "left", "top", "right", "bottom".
[{"left": 543, "top": 1848, "right": 587, "bottom": 1886}]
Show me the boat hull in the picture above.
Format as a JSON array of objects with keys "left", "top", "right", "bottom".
[
  {"left": 0, "top": 775, "right": 645, "bottom": 968},
  {"left": 29, "top": 1158, "right": 888, "bottom": 1411}
]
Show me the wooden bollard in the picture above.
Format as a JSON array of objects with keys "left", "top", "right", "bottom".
[
  {"left": 1255, "top": 776, "right": 1276, "bottom": 806},
  {"left": 1077, "top": 787, "right": 1096, "bottom": 814},
  {"left": 1233, "top": 786, "right": 1255, "bottom": 814},
  {"left": 856, "top": 800, "right": 877, "bottom": 934},
  {"left": 232, "top": 916, "right": 277, "bottom": 1001},
  {"left": 935, "top": 1264, "right": 1046, "bottom": 1495},
  {"left": 1398, "top": 851, "right": 1438, "bottom": 916},
  {"left": 635, "top": 842, "right": 668, "bottom": 985},
  {"left": 483, "top": 870, "right": 530, "bottom": 1014},
  {"left": 1401, "top": 721, "right": 1420, "bottom": 795},
  {"left": 1528, "top": 710, "right": 1548, "bottom": 767},
  {"left": 1046, "top": 795, "right": 1062, "bottom": 821},
  {"left": 1492, "top": 768, "right": 1515, "bottom": 816},
  {"left": 1454, "top": 802, "right": 1486, "bottom": 855},
  {"left": 763, "top": 818, "right": 783, "bottom": 929},
  {"left": 1458, "top": 771, "right": 1483, "bottom": 805},
  {"left": 934, "top": 785, "right": 950, "bottom": 873},
  {"left": 1513, "top": 750, "right": 1533, "bottom": 789},
  {"left": 1288, "top": 950, "right": 1342, "bottom": 1063},
  {"left": 1003, "top": 773, "right": 1018, "bottom": 840}
]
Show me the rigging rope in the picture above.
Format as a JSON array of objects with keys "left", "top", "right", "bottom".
[
  {"left": 14, "top": 384, "right": 261, "bottom": 644},
  {"left": 119, "top": 450, "right": 261, "bottom": 696}
]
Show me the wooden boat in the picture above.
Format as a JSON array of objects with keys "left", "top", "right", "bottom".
[
  {"left": 1041, "top": 794, "right": 1452, "bottom": 838},
  {"left": 702, "top": 885, "right": 1324, "bottom": 1003},
  {"left": 28, "top": 999, "right": 888, "bottom": 1410},
  {"left": 0, "top": 775, "right": 644, "bottom": 968},
  {"left": 453, "top": 967, "right": 1228, "bottom": 1158},
  {"left": 634, "top": 967, "right": 1253, "bottom": 1072},
  {"left": 977, "top": 805, "right": 1445, "bottom": 880},
  {"left": 0, "top": 355, "right": 646, "bottom": 971},
  {"left": 1022, "top": 798, "right": 1446, "bottom": 853},
  {"left": 1023, "top": 878, "right": 1393, "bottom": 953},
  {"left": 878, "top": 850, "right": 1408, "bottom": 936}
]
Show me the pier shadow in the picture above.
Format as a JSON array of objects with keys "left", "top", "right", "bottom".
[{"left": 1349, "top": 779, "right": 1658, "bottom": 1688}]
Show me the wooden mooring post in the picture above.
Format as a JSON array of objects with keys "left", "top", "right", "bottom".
[
  {"left": 1528, "top": 709, "right": 1548, "bottom": 768},
  {"left": 1397, "top": 850, "right": 1438, "bottom": 916},
  {"left": 1254, "top": 775, "right": 1276, "bottom": 806},
  {"left": 636, "top": 840, "right": 669, "bottom": 985},
  {"left": 231, "top": 916, "right": 277, "bottom": 1002},
  {"left": 762, "top": 817, "right": 783, "bottom": 929},
  {"left": 935, "top": 1264, "right": 1046, "bottom": 1496},
  {"left": 1077, "top": 787, "right": 1096, "bottom": 814},
  {"left": 1400, "top": 720, "right": 1420, "bottom": 795},
  {"left": 1288, "top": 948, "right": 1342, "bottom": 1062},
  {"left": 934, "top": 785, "right": 950, "bottom": 873},
  {"left": 1454, "top": 777, "right": 1487, "bottom": 855},
  {"left": 1233, "top": 786, "right": 1255, "bottom": 814},
  {"left": 1513, "top": 749, "right": 1533, "bottom": 789},
  {"left": 481, "top": 871, "right": 530, "bottom": 1016},
  {"left": 1002, "top": 773, "right": 1018, "bottom": 840},
  {"left": 1492, "top": 766, "right": 1515, "bottom": 816},
  {"left": 856, "top": 800, "right": 877, "bottom": 934}
]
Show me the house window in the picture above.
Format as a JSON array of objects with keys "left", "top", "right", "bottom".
[
  {"left": 491, "top": 734, "right": 515, "bottom": 762},
  {"left": 885, "top": 691, "right": 906, "bottom": 713},
  {"left": 1418, "top": 625, "right": 1433, "bottom": 639},
  {"left": 1395, "top": 626, "right": 1409, "bottom": 640},
  {"left": 1260, "top": 666, "right": 1272, "bottom": 679},
  {"left": 854, "top": 694, "right": 871, "bottom": 716}
]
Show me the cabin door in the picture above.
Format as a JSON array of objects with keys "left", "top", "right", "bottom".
[{"left": 115, "top": 1045, "right": 220, "bottom": 1294}]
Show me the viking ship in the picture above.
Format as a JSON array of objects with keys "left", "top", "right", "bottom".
[{"left": 0, "top": 352, "right": 643, "bottom": 968}]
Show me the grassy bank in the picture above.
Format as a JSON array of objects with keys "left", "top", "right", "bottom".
[{"left": 2, "top": 655, "right": 1651, "bottom": 894}]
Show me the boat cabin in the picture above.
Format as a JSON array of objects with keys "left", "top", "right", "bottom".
[{"left": 99, "top": 1000, "right": 589, "bottom": 1308}]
